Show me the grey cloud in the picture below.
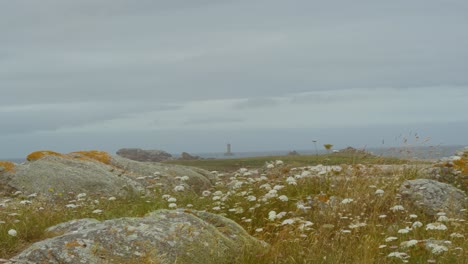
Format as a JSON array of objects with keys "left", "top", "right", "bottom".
[
  {"left": 233, "top": 98, "right": 281, "bottom": 109},
  {"left": 184, "top": 117, "right": 244, "bottom": 125},
  {"left": 0, "top": 102, "right": 181, "bottom": 135},
  {"left": 1, "top": 0, "right": 467, "bottom": 107}
]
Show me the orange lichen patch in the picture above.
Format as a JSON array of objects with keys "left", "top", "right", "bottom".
[
  {"left": 0, "top": 161, "right": 15, "bottom": 173},
  {"left": 453, "top": 158, "right": 468, "bottom": 174},
  {"left": 26, "top": 150, "right": 63, "bottom": 161},
  {"left": 65, "top": 240, "right": 85, "bottom": 248},
  {"left": 69, "top": 150, "right": 112, "bottom": 165}
]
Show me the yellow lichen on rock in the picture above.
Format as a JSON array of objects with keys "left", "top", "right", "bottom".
[
  {"left": 0, "top": 161, "right": 15, "bottom": 173},
  {"left": 69, "top": 150, "right": 112, "bottom": 164},
  {"left": 26, "top": 150, "right": 63, "bottom": 161}
]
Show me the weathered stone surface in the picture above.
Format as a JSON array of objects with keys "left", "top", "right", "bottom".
[
  {"left": 110, "top": 156, "right": 216, "bottom": 194},
  {"left": 116, "top": 148, "right": 173, "bottom": 162},
  {"left": 399, "top": 179, "right": 467, "bottom": 217},
  {"left": 5, "top": 155, "right": 143, "bottom": 197},
  {"left": 1, "top": 152, "right": 214, "bottom": 197},
  {"left": 9, "top": 210, "right": 267, "bottom": 264}
]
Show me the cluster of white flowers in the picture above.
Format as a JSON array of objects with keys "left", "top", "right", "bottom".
[{"left": 389, "top": 205, "right": 405, "bottom": 212}]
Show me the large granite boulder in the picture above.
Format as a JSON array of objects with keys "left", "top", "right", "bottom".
[
  {"left": 4, "top": 155, "right": 142, "bottom": 197},
  {"left": 399, "top": 179, "right": 466, "bottom": 217},
  {"left": 116, "top": 148, "right": 173, "bottom": 162},
  {"left": 8, "top": 209, "right": 267, "bottom": 264},
  {"left": 0, "top": 151, "right": 214, "bottom": 197}
]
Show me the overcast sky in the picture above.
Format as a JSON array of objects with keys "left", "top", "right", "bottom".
[{"left": 1, "top": 0, "right": 468, "bottom": 159}]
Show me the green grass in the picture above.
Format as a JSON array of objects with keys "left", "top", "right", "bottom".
[
  {"left": 1, "top": 154, "right": 465, "bottom": 263},
  {"left": 164, "top": 153, "right": 408, "bottom": 172}
]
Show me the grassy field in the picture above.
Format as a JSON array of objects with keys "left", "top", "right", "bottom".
[
  {"left": 1, "top": 152, "right": 465, "bottom": 263},
  {"left": 164, "top": 152, "right": 410, "bottom": 172}
]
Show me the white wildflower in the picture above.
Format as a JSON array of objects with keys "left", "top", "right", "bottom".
[
  {"left": 259, "top": 183, "right": 272, "bottom": 190},
  {"left": 108, "top": 197, "right": 116, "bottom": 201},
  {"left": 162, "top": 194, "right": 171, "bottom": 200},
  {"left": 173, "top": 185, "right": 185, "bottom": 192},
  {"left": 427, "top": 244, "right": 448, "bottom": 255},
  {"left": 273, "top": 185, "right": 284, "bottom": 191},
  {"left": 299, "top": 221, "right": 313, "bottom": 230},
  {"left": 19, "top": 200, "right": 31, "bottom": 205},
  {"left": 186, "top": 204, "right": 193, "bottom": 208},
  {"left": 375, "top": 189, "right": 385, "bottom": 196},
  {"left": 278, "top": 195, "right": 289, "bottom": 202},
  {"left": 76, "top": 193, "right": 87, "bottom": 199},
  {"left": 385, "top": 237, "right": 398, "bottom": 242},
  {"left": 412, "top": 221, "right": 423, "bottom": 228},
  {"left": 92, "top": 209, "right": 103, "bottom": 214},
  {"left": 341, "top": 198, "right": 353, "bottom": 204},
  {"left": 255, "top": 228, "right": 263, "bottom": 232},
  {"left": 246, "top": 195, "right": 257, "bottom": 202},
  {"left": 212, "top": 206, "right": 221, "bottom": 211},
  {"left": 437, "top": 216, "right": 450, "bottom": 222},
  {"left": 65, "top": 204, "right": 78, "bottom": 208},
  {"left": 167, "top": 197, "right": 177, "bottom": 203},
  {"left": 349, "top": 222, "right": 367, "bottom": 229},
  {"left": 387, "top": 252, "right": 409, "bottom": 259},
  {"left": 213, "top": 191, "right": 223, "bottom": 196},
  {"left": 341, "top": 230, "right": 352, "bottom": 234},
  {"left": 398, "top": 228, "right": 410, "bottom": 234},
  {"left": 168, "top": 203, "right": 177, "bottom": 209},
  {"left": 268, "top": 211, "right": 277, "bottom": 221},
  {"left": 426, "top": 223, "right": 447, "bottom": 231},
  {"left": 266, "top": 163, "right": 275, "bottom": 169},
  {"left": 390, "top": 205, "right": 405, "bottom": 212},
  {"left": 276, "top": 212, "right": 287, "bottom": 219},
  {"left": 212, "top": 195, "right": 221, "bottom": 201},
  {"left": 409, "top": 214, "right": 418, "bottom": 219},
  {"left": 180, "top": 176, "right": 190, "bottom": 181},
  {"left": 8, "top": 229, "right": 17, "bottom": 237},
  {"left": 379, "top": 245, "right": 387, "bottom": 249},
  {"left": 401, "top": 240, "right": 419, "bottom": 248},
  {"left": 202, "top": 190, "right": 212, "bottom": 197},
  {"left": 450, "top": 233, "right": 464, "bottom": 238},
  {"left": 275, "top": 160, "right": 284, "bottom": 166},
  {"left": 281, "top": 219, "right": 295, "bottom": 225},
  {"left": 379, "top": 214, "right": 387, "bottom": 219},
  {"left": 286, "top": 176, "right": 297, "bottom": 185}
]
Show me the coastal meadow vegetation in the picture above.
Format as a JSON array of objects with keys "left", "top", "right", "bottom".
[{"left": 1, "top": 153, "right": 466, "bottom": 263}]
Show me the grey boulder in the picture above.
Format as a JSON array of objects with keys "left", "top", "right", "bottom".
[
  {"left": 116, "top": 148, "right": 173, "bottom": 162},
  {"left": 399, "top": 179, "right": 466, "bottom": 217},
  {"left": 9, "top": 209, "right": 267, "bottom": 264}
]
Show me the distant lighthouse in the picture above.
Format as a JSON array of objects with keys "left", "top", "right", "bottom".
[{"left": 224, "top": 143, "right": 234, "bottom": 156}]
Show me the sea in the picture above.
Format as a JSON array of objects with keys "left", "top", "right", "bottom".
[
  {"left": 3, "top": 145, "right": 465, "bottom": 163},
  {"left": 189, "top": 145, "right": 466, "bottom": 160}
]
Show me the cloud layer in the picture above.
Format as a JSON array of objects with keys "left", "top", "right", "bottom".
[{"left": 1, "top": 0, "right": 467, "bottom": 157}]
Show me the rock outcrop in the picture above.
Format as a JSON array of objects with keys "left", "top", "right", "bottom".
[
  {"left": 116, "top": 148, "right": 173, "bottom": 162},
  {"left": 0, "top": 150, "right": 215, "bottom": 197},
  {"left": 399, "top": 179, "right": 466, "bottom": 217},
  {"left": 9, "top": 209, "right": 267, "bottom": 264},
  {"left": 179, "top": 152, "right": 202, "bottom": 160}
]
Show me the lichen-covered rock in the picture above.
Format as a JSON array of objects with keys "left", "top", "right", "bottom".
[
  {"left": 9, "top": 210, "right": 267, "bottom": 264},
  {"left": 110, "top": 156, "right": 216, "bottom": 194},
  {"left": 0, "top": 150, "right": 214, "bottom": 198},
  {"left": 399, "top": 179, "right": 467, "bottom": 217},
  {"left": 116, "top": 148, "right": 173, "bottom": 162},
  {"left": 427, "top": 147, "right": 468, "bottom": 192},
  {"left": 6, "top": 155, "right": 143, "bottom": 197}
]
